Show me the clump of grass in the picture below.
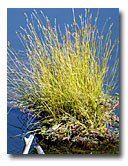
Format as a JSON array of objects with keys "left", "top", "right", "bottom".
[{"left": 8, "top": 9, "right": 119, "bottom": 154}]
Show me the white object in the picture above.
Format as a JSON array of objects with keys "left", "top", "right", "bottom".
[
  {"left": 23, "top": 135, "right": 34, "bottom": 154},
  {"left": 34, "top": 145, "right": 45, "bottom": 154}
]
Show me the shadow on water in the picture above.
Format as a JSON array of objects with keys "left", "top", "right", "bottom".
[{"left": 7, "top": 10, "right": 122, "bottom": 157}]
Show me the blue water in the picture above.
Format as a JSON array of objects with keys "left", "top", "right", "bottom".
[
  {"left": 7, "top": 8, "right": 119, "bottom": 154},
  {"left": 7, "top": 105, "right": 25, "bottom": 154}
]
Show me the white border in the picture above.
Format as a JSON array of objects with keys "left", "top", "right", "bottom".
[
  {"left": 0, "top": 6, "right": 7, "bottom": 157},
  {"left": 0, "top": 0, "right": 124, "bottom": 8},
  {"left": 0, "top": 0, "right": 128, "bottom": 165}
]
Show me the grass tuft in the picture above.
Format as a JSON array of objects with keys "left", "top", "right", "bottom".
[{"left": 8, "top": 9, "right": 119, "bottom": 154}]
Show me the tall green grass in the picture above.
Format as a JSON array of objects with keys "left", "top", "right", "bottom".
[{"left": 8, "top": 9, "right": 119, "bottom": 153}]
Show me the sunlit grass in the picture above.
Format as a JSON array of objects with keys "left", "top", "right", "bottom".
[{"left": 8, "top": 9, "right": 119, "bottom": 154}]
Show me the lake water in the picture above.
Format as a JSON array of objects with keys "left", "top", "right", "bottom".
[
  {"left": 7, "top": 8, "right": 119, "bottom": 154},
  {"left": 7, "top": 105, "right": 25, "bottom": 154},
  {"left": 7, "top": 104, "right": 37, "bottom": 154}
]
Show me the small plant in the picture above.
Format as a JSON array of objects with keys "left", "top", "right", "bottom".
[{"left": 8, "top": 9, "right": 119, "bottom": 154}]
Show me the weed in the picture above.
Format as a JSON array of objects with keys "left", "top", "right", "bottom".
[{"left": 8, "top": 9, "right": 119, "bottom": 154}]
